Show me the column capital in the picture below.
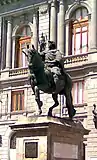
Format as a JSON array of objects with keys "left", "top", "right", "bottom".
[
  {"left": 59, "top": 0, "right": 64, "bottom": 4},
  {"left": 33, "top": 9, "right": 38, "bottom": 16},
  {"left": 59, "top": 0, "right": 65, "bottom": 12},
  {"left": 12, "top": 35, "right": 16, "bottom": 40},
  {"left": 6, "top": 16, "right": 12, "bottom": 22},
  {"left": 51, "top": 0, "right": 57, "bottom": 6}
]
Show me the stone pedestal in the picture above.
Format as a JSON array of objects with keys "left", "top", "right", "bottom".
[{"left": 10, "top": 116, "right": 89, "bottom": 160}]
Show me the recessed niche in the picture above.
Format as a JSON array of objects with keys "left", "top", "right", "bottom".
[{"left": 25, "top": 142, "right": 38, "bottom": 158}]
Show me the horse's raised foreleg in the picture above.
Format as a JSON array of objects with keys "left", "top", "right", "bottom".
[
  {"left": 65, "top": 90, "right": 76, "bottom": 119},
  {"left": 48, "top": 93, "right": 59, "bottom": 117}
]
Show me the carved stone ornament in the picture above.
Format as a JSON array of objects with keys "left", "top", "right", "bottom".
[
  {"left": 39, "top": 5, "right": 48, "bottom": 15},
  {"left": 74, "top": 0, "right": 84, "bottom": 4},
  {"left": 74, "top": 0, "right": 81, "bottom": 4},
  {"left": 19, "top": 14, "right": 28, "bottom": 24},
  {"left": 0, "top": 0, "right": 20, "bottom": 5}
]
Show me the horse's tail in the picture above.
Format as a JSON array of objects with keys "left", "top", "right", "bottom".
[{"left": 64, "top": 72, "right": 73, "bottom": 90}]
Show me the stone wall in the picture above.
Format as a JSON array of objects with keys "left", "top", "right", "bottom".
[{"left": 86, "top": 75, "right": 97, "bottom": 159}]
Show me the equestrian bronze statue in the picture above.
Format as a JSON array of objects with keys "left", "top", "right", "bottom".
[{"left": 22, "top": 41, "right": 76, "bottom": 119}]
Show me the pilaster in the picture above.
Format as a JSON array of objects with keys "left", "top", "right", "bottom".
[
  {"left": 12, "top": 36, "right": 15, "bottom": 69},
  {"left": 6, "top": 17, "right": 12, "bottom": 69},
  {"left": 33, "top": 12, "right": 38, "bottom": 50},
  {"left": 0, "top": 17, "right": 2, "bottom": 70}
]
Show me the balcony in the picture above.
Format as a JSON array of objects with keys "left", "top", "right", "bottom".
[
  {"left": 63, "top": 53, "right": 88, "bottom": 68},
  {"left": 9, "top": 67, "right": 28, "bottom": 77},
  {"left": 0, "top": 53, "right": 88, "bottom": 79}
]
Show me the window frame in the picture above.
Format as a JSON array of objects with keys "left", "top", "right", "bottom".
[
  {"left": 16, "top": 36, "right": 31, "bottom": 68},
  {"left": 72, "top": 81, "right": 84, "bottom": 105},
  {"left": 11, "top": 90, "right": 24, "bottom": 112},
  {"left": 15, "top": 25, "right": 31, "bottom": 68},
  {"left": 69, "top": 7, "right": 89, "bottom": 55}
]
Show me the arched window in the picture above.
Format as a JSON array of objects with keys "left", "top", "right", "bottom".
[
  {"left": 69, "top": 7, "right": 88, "bottom": 55},
  {"left": 15, "top": 25, "right": 31, "bottom": 68}
]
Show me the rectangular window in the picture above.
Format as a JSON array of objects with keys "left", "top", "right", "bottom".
[
  {"left": 11, "top": 90, "right": 24, "bottom": 111},
  {"left": 72, "top": 81, "right": 84, "bottom": 104}
]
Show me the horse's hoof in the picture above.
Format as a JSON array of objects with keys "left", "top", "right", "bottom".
[
  {"left": 73, "top": 108, "right": 76, "bottom": 117},
  {"left": 48, "top": 110, "right": 52, "bottom": 117},
  {"left": 69, "top": 108, "right": 76, "bottom": 120},
  {"left": 39, "top": 109, "right": 42, "bottom": 115}
]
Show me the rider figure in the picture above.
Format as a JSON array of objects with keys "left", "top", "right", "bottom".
[{"left": 40, "top": 40, "right": 65, "bottom": 92}]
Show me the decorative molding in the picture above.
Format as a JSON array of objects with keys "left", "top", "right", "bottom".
[
  {"left": 19, "top": 14, "right": 29, "bottom": 24},
  {"left": 65, "top": 0, "right": 91, "bottom": 19},
  {"left": 74, "top": 0, "right": 81, "bottom": 4},
  {"left": 39, "top": 5, "right": 48, "bottom": 15},
  {"left": 0, "top": 0, "right": 21, "bottom": 6},
  {"left": 74, "top": 0, "right": 84, "bottom": 4}
]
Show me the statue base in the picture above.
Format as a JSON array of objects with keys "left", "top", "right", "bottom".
[{"left": 10, "top": 115, "right": 89, "bottom": 160}]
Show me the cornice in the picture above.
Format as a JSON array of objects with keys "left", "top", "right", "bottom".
[
  {"left": 66, "top": 61, "right": 97, "bottom": 81},
  {"left": 0, "top": 0, "right": 20, "bottom": 6},
  {"left": 0, "top": 0, "right": 47, "bottom": 17}
]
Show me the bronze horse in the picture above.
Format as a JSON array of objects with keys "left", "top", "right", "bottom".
[{"left": 23, "top": 47, "right": 76, "bottom": 119}]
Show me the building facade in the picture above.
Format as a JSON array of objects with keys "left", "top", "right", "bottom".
[{"left": 0, "top": 0, "right": 96, "bottom": 160}]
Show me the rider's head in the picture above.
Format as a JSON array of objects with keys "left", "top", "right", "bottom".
[{"left": 48, "top": 41, "right": 56, "bottom": 50}]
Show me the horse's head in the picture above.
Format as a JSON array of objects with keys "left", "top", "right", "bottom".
[
  {"left": 27, "top": 48, "right": 36, "bottom": 62},
  {"left": 27, "top": 48, "right": 44, "bottom": 72}
]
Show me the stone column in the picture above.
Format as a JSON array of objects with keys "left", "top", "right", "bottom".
[
  {"left": 50, "top": 0, "right": 57, "bottom": 43},
  {"left": 33, "top": 13, "right": 38, "bottom": 50},
  {"left": 1, "top": 18, "right": 6, "bottom": 70},
  {"left": 0, "top": 17, "right": 2, "bottom": 70},
  {"left": 7, "top": 87, "right": 11, "bottom": 118},
  {"left": 57, "top": 0, "right": 65, "bottom": 54},
  {"left": 6, "top": 18, "right": 12, "bottom": 69},
  {"left": 90, "top": 0, "right": 97, "bottom": 50},
  {"left": 12, "top": 36, "right": 15, "bottom": 68}
]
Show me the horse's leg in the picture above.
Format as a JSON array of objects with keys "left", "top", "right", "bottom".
[
  {"left": 48, "top": 93, "right": 59, "bottom": 117},
  {"left": 34, "top": 86, "right": 43, "bottom": 115},
  {"left": 64, "top": 90, "right": 76, "bottom": 119},
  {"left": 29, "top": 77, "right": 43, "bottom": 115}
]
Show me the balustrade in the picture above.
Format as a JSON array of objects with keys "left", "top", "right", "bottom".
[
  {"left": 63, "top": 53, "right": 88, "bottom": 66},
  {"left": 9, "top": 67, "right": 28, "bottom": 77}
]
